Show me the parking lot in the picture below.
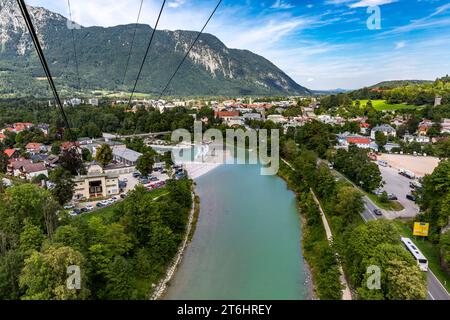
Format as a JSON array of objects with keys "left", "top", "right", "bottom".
[
  {"left": 71, "top": 168, "right": 172, "bottom": 215},
  {"left": 379, "top": 165, "right": 420, "bottom": 219}
]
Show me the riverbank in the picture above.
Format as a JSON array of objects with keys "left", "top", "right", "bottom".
[
  {"left": 150, "top": 191, "right": 199, "bottom": 300},
  {"left": 277, "top": 160, "right": 343, "bottom": 300}
]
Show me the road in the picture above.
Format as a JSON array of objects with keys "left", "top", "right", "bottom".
[{"left": 321, "top": 160, "right": 450, "bottom": 300}]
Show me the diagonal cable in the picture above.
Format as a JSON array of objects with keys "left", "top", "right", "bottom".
[
  {"left": 127, "top": 0, "right": 166, "bottom": 108},
  {"left": 157, "top": 0, "right": 222, "bottom": 99},
  {"left": 122, "top": 0, "right": 144, "bottom": 86}
]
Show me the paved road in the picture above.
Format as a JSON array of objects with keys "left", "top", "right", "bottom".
[{"left": 322, "top": 160, "right": 450, "bottom": 300}]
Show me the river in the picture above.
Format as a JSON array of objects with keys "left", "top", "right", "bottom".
[{"left": 164, "top": 160, "right": 308, "bottom": 300}]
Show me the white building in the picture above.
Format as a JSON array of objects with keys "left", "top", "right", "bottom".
[{"left": 370, "top": 124, "right": 397, "bottom": 140}]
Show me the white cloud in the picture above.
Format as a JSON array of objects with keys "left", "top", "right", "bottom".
[
  {"left": 168, "top": 0, "right": 186, "bottom": 9},
  {"left": 395, "top": 41, "right": 406, "bottom": 49},
  {"left": 349, "top": 0, "right": 397, "bottom": 8},
  {"left": 271, "top": 0, "right": 295, "bottom": 9}
]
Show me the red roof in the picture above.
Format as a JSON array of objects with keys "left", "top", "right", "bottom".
[
  {"left": 347, "top": 137, "right": 371, "bottom": 144},
  {"left": 215, "top": 111, "right": 240, "bottom": 118},
  {"left": 359, "top": 122, "right": 370, "bottom": 128},
  {"left": 4, "top": 149, "right": 18, "bottom": 158},
  {"left": 61, "top": 141, "right": 80, "bottom": 150},
  {"left": 26, "top": 142, "right": 42, "bottom": 149}
]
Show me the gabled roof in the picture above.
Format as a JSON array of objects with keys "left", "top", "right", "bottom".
[
  {"left": 347, "top": 137, "right": 371, "bottom": 144},
  {"left": 4, "top": 149, "right": 18, "bottom": 158}
]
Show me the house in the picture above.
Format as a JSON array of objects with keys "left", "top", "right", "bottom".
[
  {"left": 359, "top": 122, "right": 370, "bottom": 135},
  {"left": 4, "top": 149, "right": 20, "bottom": 159},
  {"left": 227, "top": 117, "right": 245, "bottom": 127},
  {"left": 25, "top": 142, "right": 43, "bottom": 154},
  {"left": 370, "top": 124, "right": 396, "bottom": 139},
  {"left": 441, "top": 119, "right": 450, "bottom": 134},
  {"left": 13, "top": 122, "right": 33, "bottom": 133},
  {"left": 337, "top": 133, "right": 378, "bottom": 151},
  {"left": 417, "top": 120, "right": 434, "bottom": 136},
  {"left": 73, "top": 164, "right": 119, "bottom": 200},
  {"left": 214, "top": 111, "right": 240, "bottom": 121},
  {"left": 8, "top": 159, "right": 48, "bottom": 180},
  {"left": 0, "top": 133, "right": 5, "bottom": 142},
  {"left": 36, "top": 124, "right": 50, "bottom": 136},
  {"left": 60, "top": 141, "right": 81, "bottom": 153},
  {"left": 243, "top": 113, "right": 262, "bottom": 121},
  {"left": 267, "top": 114, "right": 287, "bottom": 124},
  {"left": 112, "top": 147, "right": 142, "bottom": 166}
]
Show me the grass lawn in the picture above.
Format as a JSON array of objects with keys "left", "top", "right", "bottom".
[
  {"left": 355, "top": 99, "right": 419, "bottom": 111},
  {"left": 366, "top": 192, "right": 404, "bottom": 211},
  {"left": 394, "top": 220, "right": 450, "bottom": 293}
]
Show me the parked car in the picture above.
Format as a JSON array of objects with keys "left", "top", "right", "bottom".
[
  {"left": 122, "top": 178, "right": 128, "bottom": 182},
  {"left": 80, "top": 207, "right": 89, "bottom": 213},
  {"left": 63, "top": 204, "right": 75, "bottom": 210},
  {"left": 150, "top": 176, "right": 159, "bottom": 181},
  {"left": 328, "top": 163, "right": 334, "bottom": 170},
  {"left": 378, "top": 160, "right": 388, "bottom": 167},
  {"left": 120, "top": 193, "right": 127, "bottom": 199},
  {"left": 86, "top": 205, "right": 94, "bottom": 211},
  {"left": 374, "top": 188, "right": 383, "bottom": 196},
  {"left": 374, "top": 209, "right": 383, "bottom": 216},
  {"left": 69, "top": 211, "right": 78, "bottom": 217},
  {"left": 387, "top": 193, "right": 398, "bottom": 200},
  {"left": 96, "top": 202, "right": 105, "bottom": 208},
  {"left": 100, "top": 200, "right": 109, "bottom": 206},
  {"left": 132, "top": 172, "right": 140, "bottom": 178},
  {"left": 406, "top": 194, "right": 417, "bottom": 202}
]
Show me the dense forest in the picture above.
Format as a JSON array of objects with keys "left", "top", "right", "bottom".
[{"left": 0, "top": 179, "right": 193, "bottom": 299}]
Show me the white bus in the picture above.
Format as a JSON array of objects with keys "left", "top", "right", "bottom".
[{"left": 401, "top": 237, "right": 428, "bottom": 271}]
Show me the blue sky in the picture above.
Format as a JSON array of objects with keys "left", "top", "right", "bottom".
[{"left": 26, "top": 0, "right": 450, "bottom": 90}]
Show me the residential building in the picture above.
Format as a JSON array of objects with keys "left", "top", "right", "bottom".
[
  {"left": 417, "top": 119, "right": 434, "bottom": 136},
  {"left": 227, "top": 117, "right": 245, "bottom": 127},
  {"left": 441, "top": 118, "right": 450, "bottom": 134},
  {"left": 267, "top": 114, "right": 287, "bottom": 124},
  {"left": 4, "top": 149, "right": 20, "bottom": 159},
  {"left": 435, "top": 96, "right": 442, "bottom": 107},
  {"left": 8, "top": 159, "right": 48, "bottom": 180},
  {"left": 215, "top": 111, "right": 240, "bottom": 121},
  {"left": 0, "top": 133, "right": 5, "bottom": 142},
  {"left": 243, "top": 113, "right": 262, "bottom": 121},
  {"left": 25, "top": 142, "right": 43, "bottom": 154},
  {"left": 88, "top": 98, "right": 99, "bottom": 106},
  {"left": 359, "top": 122, "right": 370, "bottom": 135},
  {"left": 370, "top": 124, "right": 396, "bottom": 139},
  {"left": 73, "top": 164, "right": 119, "bottom": 200}
]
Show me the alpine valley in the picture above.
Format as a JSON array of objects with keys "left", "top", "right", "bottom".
[{"left": 0, "top": 0, "right": 310, "bottom": 97}]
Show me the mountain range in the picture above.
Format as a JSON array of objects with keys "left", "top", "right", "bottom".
[{"left": 0, "top": 0, "right": 310, "bottom": 98}]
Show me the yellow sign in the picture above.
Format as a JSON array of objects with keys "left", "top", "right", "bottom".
[{"left": 413, "top": 222, "right": 429, "bottom": 237}]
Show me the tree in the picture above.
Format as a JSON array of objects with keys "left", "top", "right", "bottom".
[
  {"left": 19, "top": 245, "right": 90, "bottom": 300},
  {"left": 19, "top": 219, "right": 45, "bottom": 254},
  {"left": 0, "top": 249, "right": 24, "bottom": 299},
  {"left": 375, "top": 131, "right": 387, "bottom": 149},
  {"left": 59, "top": 148, "right": 84, "bottom": 175},
  {"left": 0, "top": 184, "right": 58, "bottom": 250},
  {"left": 334, "top": 186, "right": 364, "bottom": 224},
  {"left": 136, "top": 152, "right": 155, "bottom": 177},
  {"left": 101, "top": 256, "right": 134, "bottom": 299},
  {"left": 0, "top": 146, "right": 8, "bottom": 173},
  {"left": 282, "top": 139, "right": 298, "bottom": 161},
  {"left": 51, "top": 142, "right": 61, "bottom": 155},
  {"left": 81, "top": 148, "right": 92, "bottom": 162},
  {"left": 95, "top": 144, "right": 113, "bottom": 168},
  {"left": 49, "top": 167, "right": 75, "bottom": 206}
]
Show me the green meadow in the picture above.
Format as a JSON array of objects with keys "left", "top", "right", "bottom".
[{"left": 355, "top": 99, "right": 420, "bottom": 111}]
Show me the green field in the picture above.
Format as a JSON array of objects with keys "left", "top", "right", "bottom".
[{"left": 355, "top": 99, "right": 420, "bottom": 111}]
